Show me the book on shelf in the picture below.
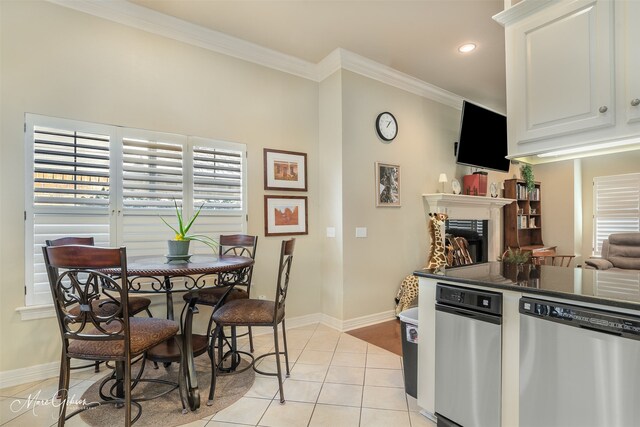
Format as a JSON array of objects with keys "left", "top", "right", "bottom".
[
  {"left": 518, "top": 215, "right": 528, "bottom": 229},
  {"left": 517, "top": 184, "right": 540, "bottom": 200},
  {"left": 530, "top": 187, "right": 540, "bottom": 201}
]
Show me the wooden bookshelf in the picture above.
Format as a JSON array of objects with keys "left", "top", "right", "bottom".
[{"left": 503, "top": 179, "right": 547, "bottom": 252}]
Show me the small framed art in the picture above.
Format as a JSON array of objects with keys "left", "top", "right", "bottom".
[
  {"left": 375, "top": 162, "right": 401, "bottom": 207},
  {"left": 263, "top": 148, "right": 307, "bottom": 191},
  {"left": 264, "top": 195, "right": 308, "bottom": 236}
]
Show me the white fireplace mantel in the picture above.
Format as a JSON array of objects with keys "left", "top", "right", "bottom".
[{"left": 422, "top": 193, "right": 515, "bottom": 261}]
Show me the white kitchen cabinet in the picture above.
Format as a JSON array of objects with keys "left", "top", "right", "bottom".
[
  {"left": 622, "top": 0, "right": 640, "bottom": 124},
  {"left": 496, "top": 0, "right": 640, "bottom": 160}
]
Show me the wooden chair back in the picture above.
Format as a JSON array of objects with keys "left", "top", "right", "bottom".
[
  {"left": 274, "top": 239, "right": 295, "bottom": 317},
  {"left": 218, "top": 234, "right": 258, "bottom": 290},
  {"left": 42, "top": 245, "right": 130, "bottom": 348},
  {"left": 532, "top": 255, "right": 575, "bottom": 267},
  {"left": 46, "top": 236, "right": 95, "bottom": 247}
]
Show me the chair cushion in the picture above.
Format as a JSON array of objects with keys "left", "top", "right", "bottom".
[
  {"left": 68, "top": 297, "right": 151, "bottom": 318},
  {"left": 182, "top": 288, "right": 248, "bottom": 306},
  {"left": 211, "top": 299, "right": 284, "bottom": 327},
  {"left": 67, "top": 317, "right": 179, "bottom": 360},
  {"left": 584, "top": 258, "right": 614, "bottom": 270}
]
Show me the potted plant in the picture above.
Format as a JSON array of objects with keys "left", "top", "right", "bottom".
[
  {"left": 161, "top": 200, "right": 218, "bottom": 257},
  {"left": 499, "top": 248, "right": 531, "bottom": 282},
  {"left": 498, "top": 248, "right": 531, "bottom": 265},
  {"left": 520, "top": 164, "right": 535, "bottom": 193}
]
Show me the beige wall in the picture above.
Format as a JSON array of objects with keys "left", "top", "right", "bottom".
[
  {"left": 318, "top": 71, "right": 345, "bottom": 319},
  {"left": 339, "top": 71, "right": 459, "bottom": 319},
  {"left": 534, "top": 160, "right": 581, "bottom": 258},
  {"left": 0, "top": 1, "right": 321, "bottom": 371},
  {"left": 320, "top": 70, "right": 517, "bottom": 320}
]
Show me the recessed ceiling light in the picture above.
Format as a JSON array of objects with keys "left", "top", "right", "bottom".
[{"left": 458, "top": 43, "right": 477, "bottom": 53}]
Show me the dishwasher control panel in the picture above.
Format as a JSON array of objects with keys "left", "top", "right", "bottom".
[
  {"left": 520, "top": 297, "right": 640, "bottom": 340},
  {"left": 436, "top": 283, "right": 502, "bottom": 315}
]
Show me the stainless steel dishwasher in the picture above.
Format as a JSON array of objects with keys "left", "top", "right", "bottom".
[
  {"left": 520, "top": 297, "right": 640, "bottom": 427},
  {"left": 435, "top": 283, "right": 502, "bottom": 427}
]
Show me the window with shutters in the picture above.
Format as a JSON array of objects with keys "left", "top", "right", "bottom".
[
  {"left": 593, "top": 173, "right": 640, "bottom": 256},
  {"left": 25, "top": 114, "right": 247, "bottom": 308}
]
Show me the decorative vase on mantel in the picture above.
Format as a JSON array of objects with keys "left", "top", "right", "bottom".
[{"left": 167, "top": 239, "right": 190, "bottom": 257}]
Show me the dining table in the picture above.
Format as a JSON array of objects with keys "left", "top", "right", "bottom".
[
  {"left": 102, "top": 254, "right": 255, "bottom": 319},
  {"left": 99, "top": 254, "right": 255, "bottom": 411}
]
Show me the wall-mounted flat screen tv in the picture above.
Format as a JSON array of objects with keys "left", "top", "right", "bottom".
[{"left": 456, "top": 101, "right": 510, "bottom": 173}]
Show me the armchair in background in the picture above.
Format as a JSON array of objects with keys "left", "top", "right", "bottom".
[{"left": 584, "top": 233, "right": 640, "bottom": 272}]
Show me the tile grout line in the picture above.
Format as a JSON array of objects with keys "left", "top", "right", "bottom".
[{"left": 2, "top": 324, "right": 417, "bottom": 427}]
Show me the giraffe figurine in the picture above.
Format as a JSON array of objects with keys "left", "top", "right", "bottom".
[{"left": 426, "top": 212, "right": 448, "bottom": 272}]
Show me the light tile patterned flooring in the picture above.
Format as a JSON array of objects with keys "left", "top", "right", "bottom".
[{"left": 0, "top": 323, "right": 435, "bottom": 426}]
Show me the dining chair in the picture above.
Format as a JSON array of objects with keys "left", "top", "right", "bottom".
[
  {"left": 46, "top": 237, "right": 153, "bottom": 318},
  {"left": 209, "top": 238, "right": 295, "bottom": 404},
  {"left": 183, "top": 234, "right": 258, "bottom": 353},
  {"left": 532, "top": 254, "right": 575, "bottom": 267},
  {"left": 46, "top": 237, "right": 154, "bottom": 386},
  {"left": 43, "top": 245, "right": 179, "bottom": 426}
]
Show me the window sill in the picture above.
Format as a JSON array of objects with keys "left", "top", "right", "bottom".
[{"left": 16, "top": 304, "right": 56, "bottom": 321}]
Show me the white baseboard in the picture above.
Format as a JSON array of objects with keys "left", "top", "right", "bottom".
[
  {"left": 0, "top": 310, "right": 394, "bottom": 388},
  {"left": 0, "top": 361, "right": 60, "bottom": 389},
  {"left": 319, "top": 313, "right": 344, "bottom": 331},
  {"left": 340, "top": 310, "right": 397, "bottom": 332},
  {"left": 284, "top": 312, "right": 324, "bottom": 329}
]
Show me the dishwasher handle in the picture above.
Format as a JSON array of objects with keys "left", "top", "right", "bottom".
[{"left": 436, "top": 303, "right": 502, "bottom": 325}]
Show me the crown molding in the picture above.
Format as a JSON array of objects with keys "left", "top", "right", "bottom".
[
  {"left": 492, "top": 0, "right": 554, "bottom": 27},
  {"left": 47, "top": 0, "right": 318, "bottom": 80},
  {"left": 316, "top": 48, "right": 344, "bottom": 81},
  {"left": 337, "top": 49, "right": 463, "bottom": 110},
  {"left": 48, "top": 0, "right": 463, "bottom": 109}
]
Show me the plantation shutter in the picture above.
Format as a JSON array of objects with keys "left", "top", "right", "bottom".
[
  {"left": 25, "top": 115, "right": 247, "bottom": 309},
  {"left": 188, "top": 137, "right": 247, "bottom": 254},
  {"left": 593, "top": 270, "right": 640, "bottom": 301},
  {"left": 25, "top": 114, "right": 114, "bottom": 306},
  {"left": 593, "top": 173, "right": 640, "bottom": 256},
  {"left": 119, "top": 129, "right": 186, "bottom": 256}
]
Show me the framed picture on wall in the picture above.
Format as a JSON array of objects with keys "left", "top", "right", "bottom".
[
  {"left": 264, "top": 195, "right": 308, "bottom": 236},
  {"left": 263, "top": 148, "right": 307, "bottom": 191},
  {"left": 375, "top": 162, "right": 401, "bottom": 207}
]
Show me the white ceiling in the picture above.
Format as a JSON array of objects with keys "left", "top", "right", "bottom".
[{"left": 129, "top": 0, "right": 507, "bottom": 112}]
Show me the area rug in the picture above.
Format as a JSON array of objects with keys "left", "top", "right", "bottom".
[
  {"left": 347, "top": 319, "right": 403, "bottom": 356},
  {"left": 79, "top": 357, "right": 254, "bottom": 427}
]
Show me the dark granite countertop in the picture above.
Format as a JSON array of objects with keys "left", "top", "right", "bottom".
[{"left": 415, "top": 262, "right": 640, "bottom": 311}]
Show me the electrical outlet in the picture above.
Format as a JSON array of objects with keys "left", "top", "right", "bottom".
[{"left": 355, "top": 227, "right": 367, "bottom": 238}]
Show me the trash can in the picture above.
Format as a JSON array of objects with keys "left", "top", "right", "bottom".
[{"left": 399, "top": 307, "right": 419, "bottom": 398}]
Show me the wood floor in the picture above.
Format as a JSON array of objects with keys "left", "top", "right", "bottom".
[{"left": 346, "top": 319, "right": 403, "bottom": 356}]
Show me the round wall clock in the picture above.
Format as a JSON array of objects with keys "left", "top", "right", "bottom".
[{"left": 376, "top": 112, "right": 398, "bottom": 141}]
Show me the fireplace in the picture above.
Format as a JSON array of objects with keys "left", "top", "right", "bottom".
[
  {"left": 422, "top": 193, "right": 514, "bottom": 263},
  {"left": 446, "top": 219, "right": 488, "bottom": 263}
]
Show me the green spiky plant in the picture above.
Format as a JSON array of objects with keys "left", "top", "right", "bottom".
[
  {"left": 520, "top": 164, "right": 535, "bottom": 193},
  {"left": 498, "top": 248, "right": 530, "bottom": 265},
  {"left": 161, "top": 200, "right": 218, "bottom": 251}
]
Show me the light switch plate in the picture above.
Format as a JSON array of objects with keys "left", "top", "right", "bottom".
[
  {"left": 355, "top": 227, "right": 367, "bottom": 238},
  {"left": 326, "top": 227, "right": 336, "bottom": 238}
]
